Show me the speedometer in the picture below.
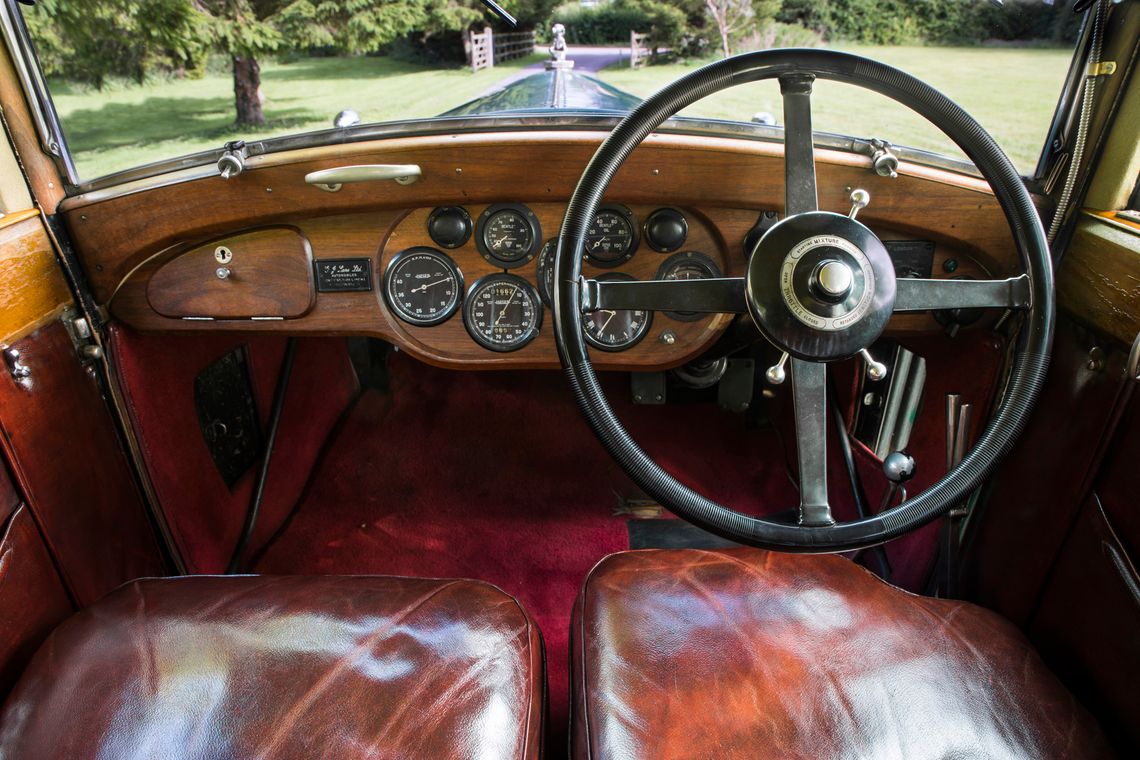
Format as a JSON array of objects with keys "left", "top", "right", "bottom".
[
  {"left": 463, "top": 273, "right": 543, "bottom": 352},
  {"left": 585, "top": 205, "right": 638, "bottom": 267},
  {"left": 383, "top": 247, "right": 463, "bottom": 326}
]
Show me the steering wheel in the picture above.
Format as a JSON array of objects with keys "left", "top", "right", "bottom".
[{"left": 552, "top": 50, "right": 1054, "bottom": 551}]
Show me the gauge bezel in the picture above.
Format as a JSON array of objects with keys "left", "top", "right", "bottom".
[
  {"left": 426, "top": 206, "right": 473, "bottom": 249},
  {"left": 654, "top": 250, "right": 723, "bottom": 322},
  {"left": 475, "top": 203, "right": 543, "bottom": 268},
  {"left": 582, "top": 273, "right": 653, "bottom": 352},
  {"left": 463, "top": 272, "right": 544, "bottom": 352},
  {"left": 382, "top": 247, "right": 464, "bottom": 327},
  {"left": 584, "top": 203, "right": 640, "bottom": 268},
  {"left": 535, "top": 238, "right": 558, "bottom": 307}
]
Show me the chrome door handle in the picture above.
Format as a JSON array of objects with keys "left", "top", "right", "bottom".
[{"left": 304, "top": 164, "right": 421, "bottom": 192}]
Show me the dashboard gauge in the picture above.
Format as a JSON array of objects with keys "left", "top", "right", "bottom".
[
  {"left": 655, "top": 251, "right": 722, "bottom": 322},
  {"left": 536, "top": 239, "right": 558, "bottom": 307},
  {"left": 476, "top": 203, "right": 542, "bottom": 268},
  {"left": 383, "top": 247, "right": 463, "bottom": 326},
  {"left": 582, "top": 273, "right": 652, "bottom": 352},
  {"left": 585, "top": 204, "right": 639, "bottom": 267},
  {"left": 464, "top": 273, "right": 543, "bottom": 352}
]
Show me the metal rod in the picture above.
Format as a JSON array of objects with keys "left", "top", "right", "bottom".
[
  {"left": 226, "top": 338, "right": 298, "bottom": 574},
  {"left": 945, "top": 394, "right": 961, "bottom": 470}
]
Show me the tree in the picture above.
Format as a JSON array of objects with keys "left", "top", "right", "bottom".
[
  {"left": 702, "top": 0, "right": 784, "bottom": 56},
  {"left": 22, "top": 0, "right": 505, "bottom": 127},
  {"left": 192, "top": 1, "right": 482, "bottom": 126},
  {"left": 22, "top": 0, "right": 206, "bottom": 87}
]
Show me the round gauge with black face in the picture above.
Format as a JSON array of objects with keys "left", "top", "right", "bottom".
[
  {"left": 535, "top": 239, "right": 558, "bottom": 307},
  {"left": 655, "top": 251, "right": 722, "bottom": 322},
  {"left": 585, "top": 204, "right": 639, "bottom": 267},
  {"left": 476, "top": 203, "right": 542, "bottom": 268},
  {"left": 582, "top": 273, "right": 652, "bottom": 352},
  {"left": 383, "top": 247, "right": 463, "bottom": 326},
  {"left": 464, "top": 273, "right": 543, "bottom": 352}
]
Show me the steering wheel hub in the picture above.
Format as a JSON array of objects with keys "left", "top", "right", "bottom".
[{"left": 746, "top": 212, "right": 896, "bottom": 361}]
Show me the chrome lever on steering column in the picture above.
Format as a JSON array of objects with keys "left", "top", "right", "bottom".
[
  {"left": 848, "top": 188, "right": 870, "bottom": 219},
  {"left": 765, "top": 351, "right": 790, "bottom": 385}
]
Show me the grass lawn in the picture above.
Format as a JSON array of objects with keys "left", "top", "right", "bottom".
[
  {"left": 52, "top": 53, "right": 545, "bottom": 180},
  {"left": 600, "top": 45, "right": 1075, "bottom": 172},
  {"left": 51, "top": 45, "right": 1072, "bottom": 181}
]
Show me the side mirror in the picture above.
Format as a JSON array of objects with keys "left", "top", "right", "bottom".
[{"left": 334, "top": 110, "right": 361, "bottom": 128}]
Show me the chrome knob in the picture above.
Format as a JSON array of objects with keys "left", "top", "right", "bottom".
[
  {"left": 765, "top": 351, "right": 789, "bottom": 385},
  {"left": 883, "top": 451, "right": 915, "bottom": 484},
  {"left": 848, "top": 188, "right": 870, "bottom": 219},
  {"left": 859, "top": 348, "right": 887, "bottom": 381},
  {"left": 216, "top": 267, "right": 231, "bottom": 280},
  {"left": 814, "top": 260, "right": 854, "bottom": 300}
]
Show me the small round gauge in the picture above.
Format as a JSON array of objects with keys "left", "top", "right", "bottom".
[
  {"left": 655, "top": 251, "right": 722, "bottom": 322},
  {"left": 476, "top": 203, "right": 542, "bottom": 268},
  {"left": 383, "top": 247, "right": 463, "bottom": 326},
  {"left": 536, "top": 239, "right": 558, "bottom": 306},
  {"left": 464, "top": 273, "right": 544, "bottom": 352},
  {"left": 585, "top": 204, "right": 639, "bottom": 267},
  {"left": 582, "top": 273, "right": 652, "bottom": 352}
]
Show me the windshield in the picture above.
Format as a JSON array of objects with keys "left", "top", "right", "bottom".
[{"left": 18, "top": 0, "right": 1082, "bottom": 184}]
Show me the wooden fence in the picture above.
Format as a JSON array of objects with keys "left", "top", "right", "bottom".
[
  {"left": 630, "top": 31, "right": 651, "bottom": 68},
  {"left": 467, "top": 28, "right": 537, "bottom": 73}
]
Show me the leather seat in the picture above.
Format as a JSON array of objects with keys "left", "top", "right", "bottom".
[
  {"left": 572, "top": 548, "right": 1114, "bottom": 759},
  {"left": 0, "top": 575, "right": 544, "bottom": 759}
]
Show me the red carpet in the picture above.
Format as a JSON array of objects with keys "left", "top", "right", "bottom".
[{"left": 253, "top": 350, "right": 957, "bottom": 753}]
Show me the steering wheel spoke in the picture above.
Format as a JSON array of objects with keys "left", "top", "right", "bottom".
[
  {"left": 580, "top": 276, "right": 747, "bottom": 314},
  {"left": 791, "top": 359, "right": 834, "bottom": 527},
  {"left": 780, "top": 73, "right": 818, "bottom": 217},
  {"left": 893, "top": 274, "right": 1031, "bottom": 312}
]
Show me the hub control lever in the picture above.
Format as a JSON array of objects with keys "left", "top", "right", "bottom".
[
  {"left": 848, "top": 188, "right": 870, "bottom": 219},
  {"left": 859, "top": 348, "right": 887, "bottom": 381},
  {"left": 765, "top": 351, "right": 789, "bottom": 385}
]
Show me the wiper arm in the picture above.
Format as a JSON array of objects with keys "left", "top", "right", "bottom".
[{"left": 480, "top": 0, "right": 517, "bottom": 27}]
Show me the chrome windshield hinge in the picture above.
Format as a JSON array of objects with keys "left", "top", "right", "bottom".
[{"left": 217, "top": 140, "right": 248, "bottom": 180}]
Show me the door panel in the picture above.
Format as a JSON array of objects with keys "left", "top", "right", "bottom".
[
  {"left": 1030, "top": 493, "right": 1140, "bottom": 754},
  {"left": 0, "top": 460, "right": 73, "bottom": 696},
  {"left": 0, "top": 321, "right": 165, "bottom": 605}
]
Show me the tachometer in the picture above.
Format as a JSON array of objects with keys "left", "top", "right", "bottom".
[
  {"left": 655, "top": 251, "right": 722, "bottom": 322},
  {"left": 585, "top": 204, "right": 638, "bottom": 267},
  {"left": 476, "top": 203, "right": 542, "bottom": 267},
  {"left": 464, "top": 273, "right": 543, "bottom": 352},
  {"left": 582, "top": 273, "right": 652, "bottom": 351},
  {"left": 383, "top": 247, "right": 463, "bottom": 326}
]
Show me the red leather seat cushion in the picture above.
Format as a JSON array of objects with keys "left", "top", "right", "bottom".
[
  {"left": 0, "top": 575, "right": 544, "bottom": 759},
  {"left": 572, "top": 549, "right": 1113, "bottom": 759}
]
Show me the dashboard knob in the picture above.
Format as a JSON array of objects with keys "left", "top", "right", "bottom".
[
  {"left": 644, "top": 208, "right": 688, "bottom": 252},
  {"left": 427, "top": 206, "right": 473, "bottom": 249}
]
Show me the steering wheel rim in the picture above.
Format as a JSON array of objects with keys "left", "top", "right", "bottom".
[{"left": 553, "top": 49, "right": 1055, "bottom": 552}]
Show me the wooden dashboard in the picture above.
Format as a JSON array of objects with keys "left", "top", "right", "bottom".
[{"left": 60, "top": 131, "right": 1017, "bottom": 370}]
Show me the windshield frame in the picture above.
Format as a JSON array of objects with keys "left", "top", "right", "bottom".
[{"left": 3, "top": 0, "right": 1090, "bottom": 197}]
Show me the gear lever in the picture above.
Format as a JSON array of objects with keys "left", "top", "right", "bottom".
[{"left": 880, "top": 450, "right": 915, "bottom": 512}]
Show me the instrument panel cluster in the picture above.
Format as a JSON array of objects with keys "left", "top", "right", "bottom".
[{"left": 381, "top": 203, "right": 731, "bottom": 356}]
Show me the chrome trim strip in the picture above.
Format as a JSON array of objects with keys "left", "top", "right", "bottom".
[
  {"left": 61, "top": 113, "right": 983, "bottom": 205},
  {"left": 0, "top": 0, "right": 77, "bottom": 184}
]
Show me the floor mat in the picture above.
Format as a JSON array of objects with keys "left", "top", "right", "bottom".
[{"left": 255, "top": 351, "right": 808, "bottom": 753}]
